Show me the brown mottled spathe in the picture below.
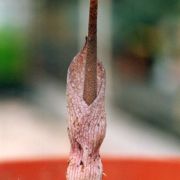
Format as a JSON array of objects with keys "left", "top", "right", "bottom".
[
  {"left": 66, "top": 0, "right": 106, "bottom": 179},
  {"left": 66, "top": 43, "right": 106, "bottom": 179}
]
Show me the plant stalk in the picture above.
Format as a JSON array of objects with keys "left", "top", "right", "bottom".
[{"left": 83, "top": 0, "right": 98, "bottom": 105}]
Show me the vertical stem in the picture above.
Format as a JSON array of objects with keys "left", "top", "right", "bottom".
[
  {"left": 83, "top": 0, "right": 98, "bottom": 105},
  {"left": 67, "top": 1, "right": 106, "bottom": 179}
]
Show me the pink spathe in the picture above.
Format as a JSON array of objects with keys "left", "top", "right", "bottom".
[{"left": 66, "top": 43, "right": 106, "bottom": 180}]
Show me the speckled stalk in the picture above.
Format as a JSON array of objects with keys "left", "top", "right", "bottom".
[
  {"left": 83, "top": 0, "right": 98, "bottom": 105},
  {"left": 66, "top": 0, "right": 106, "bottom": 179},
  {"left": 66, "top": 43, "right": 106, "bottom": 180}
]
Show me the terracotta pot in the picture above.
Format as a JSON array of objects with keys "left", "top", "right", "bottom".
[{"left": 0, "top": 157, "right": 179, "bottom": 180}]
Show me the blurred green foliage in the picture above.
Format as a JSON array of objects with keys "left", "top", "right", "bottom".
[
  {"left": 0, "top": 28, "right": 27, "bottom": 85},
  {"left": 113, "top": 0, "right": 180, "bottom": 55}
]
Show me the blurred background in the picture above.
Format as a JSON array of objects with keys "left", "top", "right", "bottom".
[{"left": 0, "top": 0, "right": 180, "bottom": 161}]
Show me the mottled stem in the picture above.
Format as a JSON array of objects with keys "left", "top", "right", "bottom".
[
  {"left": 83, "top": 0, "right": 98, "bottom": 105},
  {"left": 66, "top": 48, "right": 106, "bottom": 180},
  {"left": 66, "top": 0, "right": 106, "bottom": 179}
]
